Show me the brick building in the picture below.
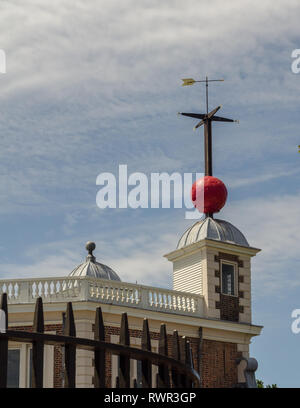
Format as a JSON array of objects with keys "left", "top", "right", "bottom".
[{"left": 1, "top": 215, "right": 262, "bottom": 387}]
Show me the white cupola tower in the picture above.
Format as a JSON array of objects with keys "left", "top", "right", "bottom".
[{"left": 164, "top": 217, "right": 260, "bottom": 323}]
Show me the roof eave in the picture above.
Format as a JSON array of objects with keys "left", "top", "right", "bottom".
[{"left": 164, "top": 238, "right": 261, "bottom": 261}]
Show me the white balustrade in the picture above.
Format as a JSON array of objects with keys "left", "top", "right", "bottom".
[{"left": 0, "top": 276, "right": 204, "bottom": 317}]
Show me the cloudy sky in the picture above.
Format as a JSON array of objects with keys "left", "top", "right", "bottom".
[{"left": 0, "top": 0, "right": 300, "bottom": 387}]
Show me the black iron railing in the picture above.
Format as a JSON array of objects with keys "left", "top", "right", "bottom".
[{"left": 0, "top": 293, "right": 200, "bottom": 388}]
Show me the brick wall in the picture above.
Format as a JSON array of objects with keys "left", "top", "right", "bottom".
[
  {"left": 219, "top": 294, "right": 239, "bottom": 322},
  {"left": 201, "top": 339, "right": 241, "bottom": 388},
  {"left": 215, "top": 252, "right": 245, "bottom": 322}
]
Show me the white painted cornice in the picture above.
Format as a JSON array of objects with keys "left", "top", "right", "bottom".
[
  {"left": 7, "top": 300, "right": 263, "bottom": 340},
  {"left": 164, "top": 238, "right": 261, "bottom": 261}
]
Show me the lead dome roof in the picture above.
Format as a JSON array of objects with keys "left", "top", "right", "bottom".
[
  {"left": 68, "top": 241, "right": 121, "bottom": 281},
  {"left": 177, "top": 217, "right": 249, "bottom": 249}
]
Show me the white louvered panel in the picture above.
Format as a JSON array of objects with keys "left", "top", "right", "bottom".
[
  {"left": 173, "top": 277, "right": 202, "bottom": 293},
  {"left": 173, "top": 253, "right": 203, "bottom": 295}
]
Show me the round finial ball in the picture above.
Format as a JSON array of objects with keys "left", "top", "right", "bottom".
[
  {"left": 85, "top": 241, "right": 96, "bottom": 253},
  {"left": 191, "top": 176, "right": 227, "bottom": 214}
]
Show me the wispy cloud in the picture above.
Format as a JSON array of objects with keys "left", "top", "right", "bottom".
[
  {"left": 227, "top": 168, "right": 300, "bottom": 189},
  {"left": 0, "top": 0, "right": 299, "bottom": 218}
]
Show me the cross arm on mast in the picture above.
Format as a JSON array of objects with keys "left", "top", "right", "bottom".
[
  {"left": 178, "top": 112, "right": 206, "bottom": 120},
  {"left": 210, "top": 115, "right": 238, "bottom": 123},
  {"left": 178, "top": 105, "right": 238, "bottom": 130},
  {"left": 178, "top": 106, "right": 238, "bottom": 176},
  {"left": 178, "top": 106, "right": 237, "bottom": 125}
]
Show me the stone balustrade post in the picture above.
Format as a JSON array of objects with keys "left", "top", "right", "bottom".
[
  {"left": 79, "top": 278, "right": 90, "bottom": 301},
  {"left": 18, "top": 281, "right": 30, "bottom": 303},
  {"left": 140, "top": 286, "right": 148, "bottom": 308}
]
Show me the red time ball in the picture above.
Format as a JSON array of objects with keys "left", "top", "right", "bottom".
[{"left": 191, "top": 176, "right": 227, "bottom": 214}]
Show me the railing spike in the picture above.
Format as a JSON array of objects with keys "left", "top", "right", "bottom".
[
  {"left": 142, "top": 319, "right": 151, "bottom": 351},
  {"left": 120, "top": 312, "right": 129, "bottom": 346},
  {"left": 180, "top": 336, "right": 187, "bottom": 387},
  {"left": 172, "top": 330, "right": 180, "bottom": 360},
  {"left": 171, "top": 330, "right": 181, "bottom": 387},
  {"left": 94, "top": 307, "right": 105, "bottom": 388},
  {"left": 186, "top": 340, "right": 193, "bottom": 369},
  {"left": 64, "top": 302, "right": 76, "bottom": 387},
  {"left": 32, "top": 297, "right": 44, "bottom": 388},
  {"left": 33, "top": 297, "right": 44, "bottom": 333},
  {"left": 94, "top": 307, "right": 105, "bottom": 341},
  {"left": 159, "top": 324, "right": 168, "bottom": 355},
  {"left": 180, "top": 336, "right": 187, "bottom": 364},
  {"left": 187, "top": 341, "right": 195, "bottom": 387},
  {"left": 0, "top": 293, "right": 8, "bottom": 330},
  {"left": 0, "top": 293, "right": 8, "bottom": 388},
  {"left": 64, "top": 302, "right": 76, "bottom": 337},
  {"left": 157, "top": 323, "right": 170, "bottom": 388},
  {"left": 141, "top": 318, "right": 152, "bottom": 387},
  {"left": 119, "top": 313, "right": 130, "bottom": 387},
  {"left": 197, "top": 327, "right": 203, "bottom": 387},
  {"left": 182, "top": 337, "right": 193, "bottom": 387}
]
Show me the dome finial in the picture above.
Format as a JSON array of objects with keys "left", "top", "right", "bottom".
[{"left": 85, "top": 241, "right": 96, "bottom": 263}]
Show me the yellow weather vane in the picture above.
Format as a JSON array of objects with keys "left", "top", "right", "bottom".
[{"left": 181, "top": 76, "right": 224, "bottom": 115}]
